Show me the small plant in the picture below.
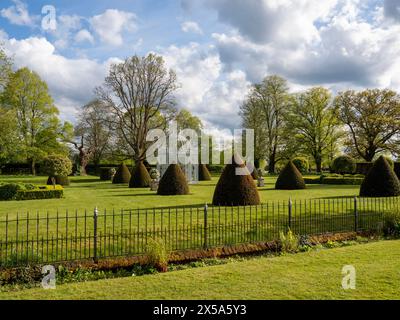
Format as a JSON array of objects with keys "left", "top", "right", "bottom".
[
  {"left": 145, "top": 238, "right": 170, "bottom": 272},
  {"left": 382, "top": 210, "right": 400, "bottom": 237},
  {"left": 279, "top": 229, "right": 299, "bottom": 253}
]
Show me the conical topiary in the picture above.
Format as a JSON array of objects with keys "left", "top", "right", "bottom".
[
  {"left": 112, "top": 163, "right": 131, "bottom": 184},
  {"left": 275, "top": 161, "right": 306, "bottom": 190},
  {"left": 157, "top": 164, "right": 190, "bottom": 195},
  {"left": 129, "top": 161, "right": 151, "bottom": 188},
  {"left": 360, "top": 156, "right": 400, "bottom": 197},
  {"left": 212, "top": 154, "right": 260, "bottom": 206},
  {"left": 198, "top": 164, "right": 212, "bottom": 181}
]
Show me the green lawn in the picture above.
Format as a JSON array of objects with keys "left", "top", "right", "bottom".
[
  {"left": 0, "top": 175, "right": 360, "bottom": 217},
  {"left": 2, "top": 240, "right": 400, "bottom": 300}
]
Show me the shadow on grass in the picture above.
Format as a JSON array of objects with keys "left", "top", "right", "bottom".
[{"left": 316, "top": 195, "right": 357, "bottom": 199}]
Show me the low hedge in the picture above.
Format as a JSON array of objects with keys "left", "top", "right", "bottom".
[
  {"left": 303, "top": 174, "right": 365, "bottom": 185},
  {"left": 0, "top": 183, "right": 63, "bottom": 201},
  {"left": 303, "top": 176, "right": 322, "bottom": 184}
]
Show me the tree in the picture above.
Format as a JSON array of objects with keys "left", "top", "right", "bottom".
[
  {"left": 240, "top": 75, "right": 290, "bottom": 174},
  {"left": 286, "top": 87, "right": 341, "bottom": 172},
  {"left": 0, "top": 107, "right": 19, "bottom": 165},
  {"left": 66, "top": 99, "right": 112, "bottom": 175},
  {"left": 0, "top": 46, "right": 12, "bottom": 90},
  {"left": 96, "top": 53, "right": 178, "bottom": 163},
  {"left": 335, "top": 89, "right": 400, "bottom": 161},
  {"left": 1, "top": 68, "right": 66, "bottom": 175},
  {"left": 175, "top": 109, "right": 203, "bottom": 133}
]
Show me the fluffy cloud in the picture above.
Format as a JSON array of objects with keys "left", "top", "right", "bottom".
[
  {"left": 0, "top": 0, "right": 37, "bottom": 26},
  {"left": 384, "top": 0, "right": 400, "bottom": 21},
  {"left": 90, "top": 9, "right": 137, "bottom": 46},
  {"left": 181, "top": 21, "right": 203, "bottom": 34},
  {"left": 3, "top": 36, "right": 115, "bottom": 121},
  {"left": 75, "top": 29, "right": 95, "bottom": 44}
]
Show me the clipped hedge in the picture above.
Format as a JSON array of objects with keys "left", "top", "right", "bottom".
[
  {"left": 303, "top": 176, "right": 322, "bottom": 184},
  {"left": 99, "top": 167, "right": 115, "bottom": 181},
  {"left": 275, "top": 161, "right": 306, "bottom": 190},
  {"left": 322, "top": 177, "right": 364, "bottom": 185},
  {"left": 331, "top": 156, "right": 356, "bottom": 174},
  {"left": 0, "top": 183, "right": 64, "bottom": 201}
]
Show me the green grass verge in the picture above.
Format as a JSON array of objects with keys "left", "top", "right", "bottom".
[{"left": 1, "top": 239, "right": 400, "bottom": 300}]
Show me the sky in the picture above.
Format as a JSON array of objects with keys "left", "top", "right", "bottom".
[{"left": 1, "top": 0, "right": 400, "bottom": 135}]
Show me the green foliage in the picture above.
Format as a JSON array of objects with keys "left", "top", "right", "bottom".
[
  {"left": 303, "top": 176, "right": 322, "bottom": 184},
  {"left": 292, "top": 157, "right": 309, "bottom": 174},
  {"left": 321, "top": 176, "right": 363, "bottom": 185},
  {"left": 0, "top": 183, "right": 63, "bottom": 201},
  {"left": 175, "top": 109, "right": 203, "bottom": 133},
  {"left": 360, "top": 156, "right": 400, "bottom": 197},
  {"left": 129, "top": 161, "right": 151, "bottom": 188},
  {"left": 279, "top": 229, "right": 299, "bottom": 253},
  {"left": 99, "top": 167, "right": 115, "bottom": 181},
  {"left": 145, "top": 238, "right": 170, "bottom": 272},
  {"left": 331, "top": 155, "right": 356, "bottom": 174},
  {"left": 275, "top": 161, "right": 306, "bottom": 190},
  {"left": 198, "top": 164, "right": 212, "bottom": 181},
  {"left": 382, "top": 210, "right": 400, "bottom": 237},
  {"left": 42, "top": 155, "right": 72, "bottom": 177},
  {"left": 212, "top": 155, "right": 260, "bottom": 206},
  {"left": 112, "top": 163, "right": 131, "bottom": 184},
  {"left": 157, "top": 164, "right": 189, "bottom": 195},
  {"left": 46, "top": 176, "right": 70, "bottom": 186}
]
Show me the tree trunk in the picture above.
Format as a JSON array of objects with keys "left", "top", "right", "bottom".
[
  {"left": 78, "top": 147, "right": 88, "bottom": 176},
  {"left": 29, "top": 158, "right": 36, "bottom": 176},
  {"left": 315, "top": 155, "right": 322, "bottom": 173},
  {"left": 268, "top": 153, "right": 276, "bottom": 174}
]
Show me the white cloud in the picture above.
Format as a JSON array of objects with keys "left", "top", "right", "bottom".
[
  {"left": 75, "top": 29, "right": 95, "bottom": 44},
  {"left": 49, "top": 14, "right": 84, "bottom": 50},
  {"left": 3, "top": 36, "right": 115, "bottom": 122},
  {"left": 0, "top": 0, "right": 37, "bottom": 27},
  {"left": 181, "top": 21, "right": 203, "bottom": 34},
  {"left": 90, "top": 9, "right": 137, "bottom": 46}
]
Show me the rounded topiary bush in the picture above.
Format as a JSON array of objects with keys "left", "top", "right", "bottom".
[
  {"left": 292, "top": 157, "right": 309, "bottom": 174},
  {"left": 212, "top": 155, "right": 260, "bottom": 206},
  {"left": 198, "top": 164, "right": 212, "bottom": 181},
  {"left": 112, "top": 163, "right": 131, "bottom": 184},
  {"left": 331, "top": 155, "right": 356, "bottom": 174},
  {"left": 360, "top": 156, "right": 400, "bottom": 197},
  {"left": 275, "top": 161, "right": 306, "bottom": 190},
  {"left": 157, "top": 164, "right": 189, "bottom": 195},
  {"left": 129, "top": 161, "right": 151, "bottom": 188},
  {"left": 43, "top": 155, "right": 72, "bottom": 186}
]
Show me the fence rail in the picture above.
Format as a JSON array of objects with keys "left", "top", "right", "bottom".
[{"left": 0, "top": 196, "right": 398, "bottom": 268}]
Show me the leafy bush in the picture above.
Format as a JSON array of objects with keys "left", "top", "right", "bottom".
[
  {"left": 46, "top": 176, "right": 70, "bottom": 186},
  {"left": 198, "top": 164, "right": 212, "bottom": 181},
  {"left": 292, "top": 157, "right": 309, "bottom": 174},
  {"left": 0, "top": 183, "right": 63, "bottom": 201},
  {"left": 279, "top": 229, "right": 299, "bottom": 253},
  {"left": 382, "top": 210, "right": 400, "bottom": 237},
  {"left": 331, "top": 156, "right": 356, "bottom": 174},
  {"left": 360, "top": 156, "right": 400, "bottom": 197},
  {"left": 112, "top": 163, "right": 131, "bottom": 184},
  {"left": 129, "top": 161, "right": 151, "bottom": 188},
  {"left": 321, "top": 176, "right": 364, "bottom": 185},
  {"left": 303, "top": 176, "right": 322, "bottom": 184},
  {"left": 157, "top": 164, "right": 189, "bottom": 195},
  {"left": 212, "top": 154, "right": 260, "bottom": 206},
  {"left": 42, "top": 155, "right": 72, "bottom": 177},
  {"left": 145, "top": 238, "right": 169, "bottom": 272},
  {"left": 275, "top": 161, "right": 306, "bottom": 190},
  {"left": 99, "top": 167, "right": 115, "bottom": 181}
]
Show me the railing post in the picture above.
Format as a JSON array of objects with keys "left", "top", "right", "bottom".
[
  {"left": 93, "top": 207, "right": 98, "bottom": 263},
  {"left": 288, "top": 198, "right": 292, "bottom": 230},
  {"left": 354, "top": 197, "right": 358, "bottom": 232},
  {"left": 203, "top": 203, "right": 208, "bottom": 250}
]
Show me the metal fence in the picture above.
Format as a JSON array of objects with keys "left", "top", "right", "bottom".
[{"left": 0, "top": 196, "right": 398, "bottom": 268}]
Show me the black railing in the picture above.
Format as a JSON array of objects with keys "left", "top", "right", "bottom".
[{"left": 0, "top": 196, "right": 398, "bottom": 268}]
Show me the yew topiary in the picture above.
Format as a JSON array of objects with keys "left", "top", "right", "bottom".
[
  {"left": 198, "top": 164, "right": 212, "bottom": 181},
  {"left": 129, "top": 161, "right": 151, "bottom": 188},
  {"left": 275, "top": 161, "right": 306, "bottom": 190},
  {"left": 157, "top": 164, "right": 189, "bottom": 195},
  {"left": 359, "top": 156, "right": 400, "bottom": 197},
  {"left": 43, "top": 155, "right": 72, "bottom": 187},
  {"left": 112, "top": 163, "right": 131, "bottom": 184},
  {"left": 212, "top": 154, "right": 260, "bottom": 206}
]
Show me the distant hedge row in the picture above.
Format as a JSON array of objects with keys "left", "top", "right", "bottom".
[
  {"left": 0, "top": 183, "right": 63, "bottom": 201},
  {"left": 304, "top": 174, "right": 365, "bottom": 185}
]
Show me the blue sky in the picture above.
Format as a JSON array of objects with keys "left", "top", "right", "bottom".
[{"left": 0, "top": 0, "right": 400, "bottom": 133}]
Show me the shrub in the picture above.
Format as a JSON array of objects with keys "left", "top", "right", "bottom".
[
  {"left": 303, "top": 176, "right": 322, "bottom": 184},
  {"left": 207, "top": 165, "right": 224, "bottom": 174},
  {"left": 331, "top": 156, "right": 356, "bottom": 174},
  {"left": 46, "top": 176, "right": 70, "bottom": 186},
  {"left": 382, "top": 210, "right": 400, "bottom": 237},
  {"left": 99, "top": 167, "right": 115, "bottom": 181},
  {"left": 394, "top": 162, "right": 400, "bottom": 180},
  {"left": 292, "top": 157, "right": 309, "bottom": 174},
  {"left": 321, "top": 176, "right": 364, "bottom": 185},
  {"left": 275, "top": 161, "right": 306, "bottom": 190},
  {"left": 157, "top": 164, "right": 189, "bottom": 195},
  {"left": 360, "top": 156, "right": 400, "bottom": 197},
  {"left": 43, "top": 155, "right": 72, "bottom": 187},
  {"left": 356, "top": 162, "right": 373, "bottom": 175},
  {"left": 279, "top": 229, "right": 299, "bottom": 253},
  {"left": 0, "top": 183, "right": 63, "bottom": 201},
  {"left": 198, "top": 164, "right": 212, "bottom": 181},
  {"left": 112, "top": 163, "right": 131, "bottom": 184},
  {"left": 212, "top": 154, "right": 260, "bottom": 206},
  {"left": 129, "top": 161, "right": 151, "bottom": 188},
  {"left": 145, "top": 238, "right": 169, "bottom": 272}
]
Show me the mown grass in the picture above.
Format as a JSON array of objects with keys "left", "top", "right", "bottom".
[{"left": 2, "top": 239, "right": 400, "bottom": 300}]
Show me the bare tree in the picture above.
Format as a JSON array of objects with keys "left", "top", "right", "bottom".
[{"left": 95, "top": 54, "right": 178, "bottom": 163}]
